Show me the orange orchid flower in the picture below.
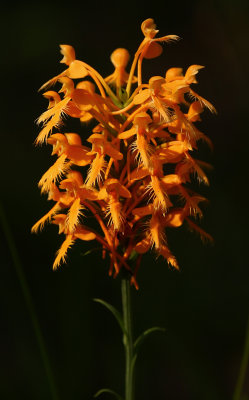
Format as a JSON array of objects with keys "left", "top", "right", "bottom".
[{"left": 33, "top": 18, "right": 215, "bottom": 288}]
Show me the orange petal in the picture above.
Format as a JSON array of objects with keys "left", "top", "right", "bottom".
[
  {"left": 165, "top": 210, "right": 184, "bottom": 227},
  {"left": 104, "top": 143, "right": 123, "bottom": 161},
  {"left": 118, "top": 127, "right": 136, "bottom": 139},
  {"left": 161, "top": 174, "right": 181, "bottom": 187},
  {"left": 132, "top": 204, "right": 153, "bottom": 217},
  {"left": 71, "top": 89, "right": 94, "bottom": 110},
  {"left": 129, "top": 167, "right": 149, "bottom": 181},
  {"left": 165, "top": 68, "right": 183, "bottom": 83},
  {"left": 64, "top": 133, "right": 82, "bottom": 146},
  {"left": 133, "top": 89, "right": 151, "bottom": 105},
  {"left": 158, "top": 245, "right": 179, "bottom": 270},
  {"left": 66, "top": 197, "right": 83, "bottom": 233},
  {"left": 187, "top": 101, "right": 203, "bottom": 122},
  {"left": 143, "top": 41, "right": 163, "bottom": 59},
  {"left": 185, "top": 65, "right": 204, "bottom": 84},
  {"left": 64, "top": 101, "right": 82, "bottom": 118},
  {"left": 38, "top": 154, "right": 71, "bottom": 193},
  {"left": 141, "top": 18, "right": 158, "bottom": 39},
  {"left": 60, "top": 45, "right": 76, "bottom": 65},
  {"left": 186, "top": 218, "right": 213, "bottom": 243},
  {"left": 110, "top": 48, "right": 130, "bottom": 68},
  {"left": 134, "top": 236, "right": 151, "bottom": 254},
  {"left": 31, "top": 203, "right": 61, "bottom": 233},
  {"left": 65, "top": 146, "right": 93, "bottom": 166},
  {"left": 74, "top": 228, "right": 96, "bottom": 241},
  {"left": 53, "top": 234, "right": 75, "bottom": 270},
  {"left": 79, "top": 186, "right": 99, "bottom": 201},
  {"left": 66, "top": 60, "right": 88, "bottom": 79}
]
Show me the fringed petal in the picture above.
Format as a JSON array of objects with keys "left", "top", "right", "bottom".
[
  {"left": 31, "top": 203, "right": 61, "bottom": 233},
  {"left": 53, "top": 234, "right": 75, "bottom": 270},
  {"left": 66, "top": 197, "right": 84, "bottom": 233},
  {"left": 158, "top": 245, "right": 179, "bottom": 270},
  {"left": 38, "top": 154, "right": 71, "bottom": 193},
  {"left": 186, "top": 218, "right": 213, "bottom": 243}
]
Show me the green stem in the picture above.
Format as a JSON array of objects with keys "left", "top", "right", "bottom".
[
  {"left": 233, "top": 316, "right": 249, "bottom": 400},
  {"left": 121, "top": 278, "right": 134, "bottom": 400},
  {"left": 0, "top": 201, "right": 59, "bottom": 400}
]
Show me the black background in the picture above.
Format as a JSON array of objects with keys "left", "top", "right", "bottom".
[{"left": 1, "top": 0, "right": 249, "bottom": 399}]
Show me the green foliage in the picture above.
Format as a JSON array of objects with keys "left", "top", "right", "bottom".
[{"left": 93, "top": 298, "right": 127, "bottom": 337}]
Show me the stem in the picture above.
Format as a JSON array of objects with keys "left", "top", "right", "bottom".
[
  {"left": 121, "top": 278, "right": 134, "bottom": 400},
  {"left": 233, "top": 315, "right": 249, "bottom": 400}
]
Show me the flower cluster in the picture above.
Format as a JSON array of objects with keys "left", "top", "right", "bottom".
[{"left": 32, "top": 18, "right": 215, "bottom": 289}]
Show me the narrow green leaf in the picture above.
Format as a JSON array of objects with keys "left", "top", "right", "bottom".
[
  {"left": 94, "top": 388, "right": 124, "bottom": 400},
  {"left": 81, "top": 247, "right": 102, "bottom": 257},
  {"left": 128, "top": 249, "right": 138, "bottom": 261},
  {"left": 93, "top": 298, "right": 127, "bottom": 336},
  {"left": 134, "top": 327, "right": 166, "bottom": 353}
]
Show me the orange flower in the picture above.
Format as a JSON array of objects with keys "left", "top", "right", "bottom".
[{"left": 33, "top": 18, "right": 215, "bottom": 289}]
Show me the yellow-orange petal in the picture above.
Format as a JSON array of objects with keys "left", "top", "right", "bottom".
[
  {"left": 161, "top": 174, "right": 182, "bottom": 187},
  {"left": 129, "top": 167, "right": 149, "bottom": 181},
  {"left": 186, "top": 218, "right": 213, "bottom": 243},
  {"left": 74, "top": 228, "right": 96, "bottom": 241},
  {"left": 187, "top": 101, "right": 203, "bottom": 122},
  {"left": 60, "top": 45, "right": 76, "bottom": 65},
  {"left": 118, "top": 127, "right": 137, "bottom": 139},
  {"left": 185, "top": 65, "right": 204, "bottom": 84},
  {"left": 111, "top": 48, "right": 130, "bottom": 68},
  {"left": 143, "top": 42, "right": 163, "bottom": 59},
  {"left": 66, "top": 197, "right": 83, "bottom": 233},
  {"left": 165, "top": 68, "right": 183, "bottom": 82},
  {"left": 134, "top": 236, "right": 151, "bottom": 254},
  {"left": 104, "top": 143, "right": 123, "bottom": 161},
  {"left": 71, "top": 89, "right": 94, "bottom": 111},
  {"left": 65, "top": 146, "right": 93, "bottom": 166},
  {"left": 31, "top": 203, "right": 61, "bottom": 233},
  {"left": 38, "top": 154, "right": 71, "bottom": 193},
  {"left": 150, "top": 214, "right": 164, "bottom": 249},
  {"left": 85, "top": 153, "right": 106, "bottom": 187},
  {"left": 60, "top": 170, "right": 83, "bottom": 190},
  {"left": 42, "top": 91, "right": 61, "bottom": 109},
  {"left": 64, "top": 133, "right": 82, "bottom": 146},
  {"left": 141, "top": 18, "right": 158, "bottom": 39},
  {"left": 66, "top": 60, "right": 88, "bottom": 79},
  {"left": 105, "top": 179, "right": 131, "bottom": 198},
  {"left": 133, "top": 89, "right": 151, "bottom": 105},
  {"left": 58, "top": 77, "right": 75, "bottom": 96},
  {"left": 76, "top": 80, "right": 95, "bottom": 94},
  {"left": 159, "top": 245, "right": 179, "bottom": 270},
  {"left": 132, "top": 204, "right": 153, "bottom": 217},
  {"left": 79, "top": 186, "right": 99, "bottom": 201},
  {"left": 164, "top": 210, "right": 185, "bottom": 227},
  {"left": 53, "top": 234, "right": 75, "bottom": 270}
]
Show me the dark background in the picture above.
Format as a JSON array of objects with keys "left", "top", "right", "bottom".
[{"left": 1, "top": 0, "right": 249, "bottom": 399}]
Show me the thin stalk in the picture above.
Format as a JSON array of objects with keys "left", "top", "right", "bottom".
[
  {"left": 233, "top": 316, "right": 249, "bottom": 400},
  {"left": 121, "top": 278, "right": 134, "bottom": 400},
  {"left": 0, "top": 201, "right": 59, "bottom": 400}
]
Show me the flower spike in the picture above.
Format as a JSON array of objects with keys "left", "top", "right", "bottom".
[{"left": 33, "top": 18, "right": 215, "bottom": 288}]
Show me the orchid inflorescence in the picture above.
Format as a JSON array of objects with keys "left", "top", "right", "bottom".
[{"left": 32, "top": 18, "right": 215, "bottom": 289}]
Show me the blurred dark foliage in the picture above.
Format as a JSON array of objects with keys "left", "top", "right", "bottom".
[{"left": 1, "top": 0, "right": 249, "bottom": 399}]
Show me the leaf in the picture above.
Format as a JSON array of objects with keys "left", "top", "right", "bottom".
[
  {"left": 129, "top": 249, "right": 139, "bottom": 261},
  {"left": 93, "top": 298, "right": 127, "bottom": 336},
  {"left": 94, "top": 388, "right": 124, "bottom": 400},
  {"left": 81, "top": 247, "right": 102, "bottom": 257},
  {"left": 134, "top": 327, "right": 166, "bottom": 353}
]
